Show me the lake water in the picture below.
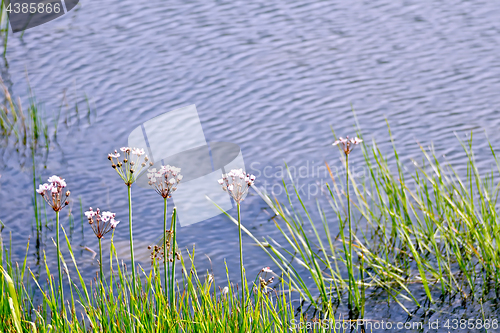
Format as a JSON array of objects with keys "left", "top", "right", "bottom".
[{"left": 2, "top": 0, "right": 500, "bottom": 330}]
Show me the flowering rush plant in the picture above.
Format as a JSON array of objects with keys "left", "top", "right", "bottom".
[
  {"left": 258, "top": 267, "right": 274, "bottom": 292},
  {"left": 108, "top": 147, "right": 150, "bottom": 186},
  {"left": 36, "top": 175, "right": 70, "bottom": 212},
  {"left": 218, "top": 168, "right": 256, "bottom": 204},
  {"left": 332, "top": 136, "right": 363, "bottom": 155},
  {"left": 147, "top": 165, "right": 183, "bottom": 198},
  {"left": 85, "top": 207, "right": 119, "bottom": 239}
]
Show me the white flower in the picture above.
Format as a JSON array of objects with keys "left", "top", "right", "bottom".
[
  {"left": 84, "top": 210, "right": 97, "bottom": 219},
  {"left": 218, "top": 169, "right": 256, "bottom": 203},
  {"left": 101, "top": 211, "right": 116, "bottom": 222},
  {"left": 148, "top": 164, "right": 182, "bottom": 198},
  {"left": 332, "top": 135, "right": 362, "bottom": 155},
  {"left": 47, "top": 175, "right": 67, "bottom": 188},
  {"left": 222, "top": 286, "right": 229, "bottom": 295},
  {"left": 351, "top": 137, "right": 363, "bottom": 144},
  {"left": 262, "top": 267, "right": 272, "bottom": 273},
  {"left": 109, "top": 219, "right": 120, "bottom": 229},
  {"left": 86, "top": 208, "right": 119, "bottom": 238},
  {"left": 36, "top": 183, "right": 51, "bottom": 195},
  {"left": 132, "top": 148, "right": 145, "bottom": 156},
  {"left": 110, "top": 147, "right": 150, "bottom": 186},
  {"left": 37, "top": 175, "right": 70, "bottom": 212}
]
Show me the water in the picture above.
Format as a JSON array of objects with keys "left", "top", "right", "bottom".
[{"left": 2, "top": 0, "right": 500, "bottom": 329}]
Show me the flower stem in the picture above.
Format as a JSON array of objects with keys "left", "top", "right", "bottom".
[
  {"left": 163, "top": 197, "right": 168, "bottom": 297},
  {"left": 55, "top": 210, "right": 65, "bottom": 316},
  {"left": 98, "top": 237, "right": 106, "bottom": 327},
  {"left": 99, "top": 237, "right": 104, "bottom": 288},
  {"left": 170, "top": 208, "right": 177, "bottom": 308},
  {"left": 127, "top": 185, "right": 136, "bottom": 296},
  {"left": 237, "top": 203, "right": 245, "bottom": 305},
  {"left": 346, "top": 154, "right": 357, "bottom": 314}
]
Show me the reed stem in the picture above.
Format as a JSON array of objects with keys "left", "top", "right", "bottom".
[
  {"left": 55, "top": 210, "right": 65, "bottom": 316},
  {"left": 99, "top": 237, "right": 104, "bottom": 288},
  {"left": 163, "top": 197, "right": 168, "bottom": 297},
  {"left": 127, "top": 185, "right": 136, "bottom": 296},
  {"left": 170, "top": 207, "right": 177, "bottom": 307},
  {"left": 237, "top": 203, "right": 245, "bottom": 305}
]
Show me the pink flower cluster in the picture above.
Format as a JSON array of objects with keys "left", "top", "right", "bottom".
[
  {"left": 147, "top": 165, "right": 183, "bottom": 198},
  {"left": 332, "top": 136, "right": 363, "bottom": 155},
  {"left": 85, "top": 207, "right": 120, "bottom": 239},
  {"left": 218, "top": 168, "right": 256, "bottom": 204},
  {"left": 108, "top": 146, "right": 150, "bottom": 186},
  {"left": 36, "top": 175, "right": 70, "bottom": 212}
]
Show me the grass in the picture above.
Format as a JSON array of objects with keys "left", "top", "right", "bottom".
[
  {"left": 245, "top": 127, "right": 500, "bottom": 321},
  {"left": 3, "top": 125, "right": 500, "bottom": 331},
  {"left": 1, "top": 81, "right": 499, "bottom": 331},
  {"left": 0, "top": 224, "right": 335, "bottom": 332}
]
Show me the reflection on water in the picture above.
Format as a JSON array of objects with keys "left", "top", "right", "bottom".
[{"left": 2, "top": 0, "right": 500, "bottom": 326}]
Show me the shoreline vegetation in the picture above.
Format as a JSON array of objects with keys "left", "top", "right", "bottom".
[{"left": 1, "top": 87, "right": 500, "bottom": 332}]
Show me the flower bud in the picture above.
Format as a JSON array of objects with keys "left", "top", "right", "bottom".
[{"left": 66, "top": 190, "right": 70, "bottom": 197}]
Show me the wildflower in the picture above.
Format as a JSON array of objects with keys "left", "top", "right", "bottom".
[
  {"left": 85, "top": 207, "right": 119, "bottom": 239},
  {"left": 108, "top": 147, "right": 149, "bottom": 186},
  {"left": 258, "top": 266, "right": 274, "bottom": 292},
  {"left": 131, "top": 148, "right": 145, "bottom": 156},
  {"left": 218, "top": 168, "right": 256, "bottom": 204},
  {"left": 222, "top": 286, "right": 229, "bottom": 296},
  {"left": 261, "top": 267, "right": 272, "bottom": 273},
  {"left": 332, "top": 136, "right": 363, "bottom": 155},
  {"left": 36, "top": 175, "right": 70, "bottom": 212},
  {"left": 147, "top": 165, "right": 183, "bottom": 198}
]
